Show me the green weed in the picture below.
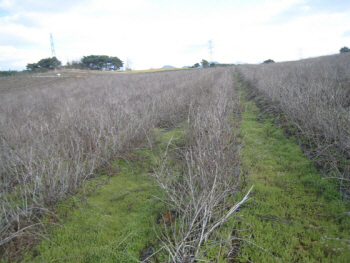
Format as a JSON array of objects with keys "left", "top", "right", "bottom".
[{"left": 236, "top": 98, "right": 350, "bottom": 262}]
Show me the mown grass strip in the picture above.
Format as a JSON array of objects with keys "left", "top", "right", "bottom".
[
  {"left": 20, "top": 128, "right": 185, "bottom": 263},
  {"left": 236, "top": 96, "right": 350, "bottom": 262}
]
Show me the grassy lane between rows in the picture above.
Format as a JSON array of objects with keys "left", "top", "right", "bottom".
[
  {"left": 20, "top": 128, "right": 184, "bottom": 263},
  {"left": 236, "top": 83, "right": 350, "bottom": 262}
]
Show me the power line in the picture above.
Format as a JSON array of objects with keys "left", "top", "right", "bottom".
[{"left": 50, "top": 33, "right": 56, "bottom": 58}]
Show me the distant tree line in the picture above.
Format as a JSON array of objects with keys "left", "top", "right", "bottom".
[
  {"left": 18, "top": 46, "right": 350, "bottom": 74},
  {"left": 340, "top": 46, "right": 350, "bottom": 53},
  {"left": 26, "top": 57, "right": 62, "bottom": 72},
  {"left": 189, "top": 59, "right": 217, "bottom": 68},
  {"left": 65, "top": 55, "right": 123, "bottom": 70},
  {"left": 0, "top": 70, "right": 21, "bottom": 77},
  {"left": 26, "top": 55, "right": 123, "bottom": 72},
  {"left": 189, "top": 60, "right": 237, "bottom": 68},
  {"left": 263, "top": 59, "right": 275, "bottom": 64},
  {"left": 81, "top": 55, "right": 123, "bottom": 70}
]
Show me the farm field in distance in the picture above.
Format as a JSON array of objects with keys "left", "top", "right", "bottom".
[
  {"left": 0, "top": 54, "right": 349, "bottom": 262},
  {"left": 0, "top": 68, "right": 187, "bottom": 94}
]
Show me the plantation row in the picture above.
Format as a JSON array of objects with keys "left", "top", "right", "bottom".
[
  {"left": 0, "top": 68, "right": 251, "bottom": 261},
  {"left": 153, "top": 68, "right": 249, "bottom": 261},
  {"left": 238, "top": 53, "right": 350, "bottom": 193}
]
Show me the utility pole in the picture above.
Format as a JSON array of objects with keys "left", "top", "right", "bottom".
[
  {"left": 208, "top": 39, "right": 213, "bottom": 63},
  {"left": 50, "top": 33, "right": 56, "bottom": 58}
]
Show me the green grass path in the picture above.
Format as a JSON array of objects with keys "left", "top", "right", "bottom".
[{"left": 237, "top": 99, "right": 350, "bottom": 262}]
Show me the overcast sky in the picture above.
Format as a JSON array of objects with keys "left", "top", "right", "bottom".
[{"left": 1, "top": 0, "right": 350, "bottom": 70}]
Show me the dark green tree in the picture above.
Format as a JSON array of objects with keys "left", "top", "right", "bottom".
[
  {"left": 340, "top": 46, "right": 350, "bottom": 53},
  {"left": 26, "top": 57, "right": 61, "bottom": 71},
  {"left": 194, "top": 63, "right": 200, "bottom": 68},
  {"left": 26, "top": 63, "right": 40, "bottom": 71},
  {"left": 201, "top": 59, "right": 209, "bottom": 68},
  {"left": 81, "top": 55, "right": 123, "bottom": 70},
  {"left": 210, "top": 62, "right": 216, "bottom": 67},
  {"left": 38, "top": 57, "right": 61, "bottom": 68},
  {"left": 263, "top": 59, "right": 275, "bottom": 64}
]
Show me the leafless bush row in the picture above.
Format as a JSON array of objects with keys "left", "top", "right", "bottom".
[
  {"left": 153, "top": 69, "right": 251, "bottom": 262},
  {"left": 0, "top": 68, "right": 230, "bottom": 257},
  {"left": 238, "top": 53, "right": 350, "bottom": 190}
]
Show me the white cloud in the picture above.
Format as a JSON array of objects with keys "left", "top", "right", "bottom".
[
  {"left": 343, "top": 30, "right": 350, "bottom": 38},
  {"left": 301, "top": 6, "right": 310, "bottom": 11},
  {"left": 80, "top": 0, "right": 152, "bottom": 14},
  {"left": 0, "top": 0, "right": 91, "bottom": 14},
  {"left": 1, "top": 0, "right": 350, "bottom": 71},
  {"left": 0, "top": 46, "right": 44, "bottom": 70}
]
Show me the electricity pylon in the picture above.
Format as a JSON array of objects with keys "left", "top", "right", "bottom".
[
  {"left": 50, "top": 33, "right": 56, "bottom": 58},
  {"left": 208, "top": 40, "right": 213, "bottom": 63}
]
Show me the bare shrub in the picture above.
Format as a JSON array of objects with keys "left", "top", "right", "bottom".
[
  {"left": 153, "top": 69, "right": 252, "bottom": 261},
  {"left": 238, "top": 53, "right": 350, "bottom": 191},
  {"left": 0, "top": 68, "right": 236, "bottom": 259}
]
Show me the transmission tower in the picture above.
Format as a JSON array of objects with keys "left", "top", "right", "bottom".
[
  {"left": 50, "top": 33, "right": 56, "bottom": 57},
  {"left": 208, "top": 40, "right": 213, "bottom": 63}
]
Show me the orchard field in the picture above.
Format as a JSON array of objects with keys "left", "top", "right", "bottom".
[{"left": 0, "top": 54, "right": 349, "bottom": 262}]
